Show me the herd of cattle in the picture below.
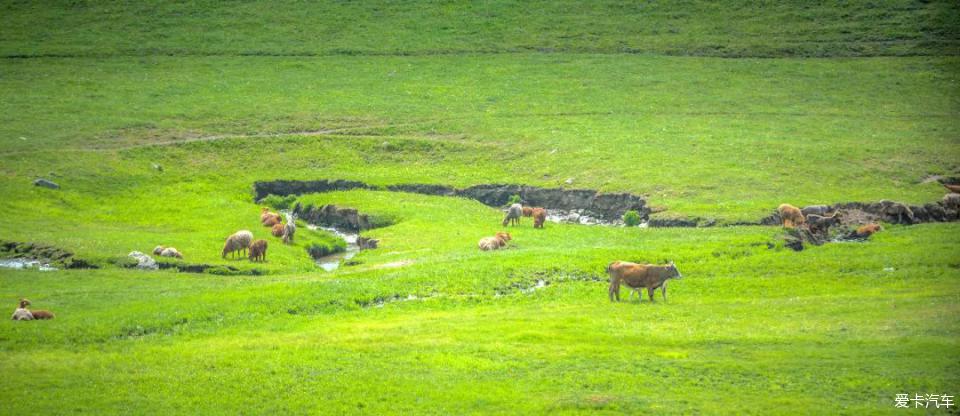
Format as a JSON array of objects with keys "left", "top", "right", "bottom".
[{"left": 8, "top": 193, "right": 919, "bottom": 320}]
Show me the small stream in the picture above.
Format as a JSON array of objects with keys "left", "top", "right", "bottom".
[
  {"left": 0, "top": 259, "right": 57, "bottom": 271},
  {"left": 305, "top": 224, "right": 360, "bottom": 272}
]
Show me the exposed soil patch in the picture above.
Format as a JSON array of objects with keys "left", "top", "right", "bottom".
[{"left": 0, "top": 240, "right": 97, "bottom": 269}]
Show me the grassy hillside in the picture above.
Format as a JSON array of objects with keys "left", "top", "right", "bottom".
[
  {"left": 2, "top": 0, "right": 959, "bottom": 57},
  {"left": 1, "top": 55, "right": 957, "bottom": 219},
  {"left": 2, "top": 191, "right": 958, "bottom": 413},
  {"left": 1, "top": 1, "right": 958, "bottom": 414}
]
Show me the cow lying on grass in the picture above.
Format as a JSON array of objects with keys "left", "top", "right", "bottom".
[
  {"left": 607, "top": 261, "right": 682, "bottom": 302},
  {"left": 478, "top": 232, "right": 511, "bottom": 251}
]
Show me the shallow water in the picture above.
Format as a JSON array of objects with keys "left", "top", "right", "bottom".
[
  {"left": 0, "top": 259, "right": 57, "bottom": 271},
  {"left": 305, "top": 224, "right": 360, "bottom": 272}
]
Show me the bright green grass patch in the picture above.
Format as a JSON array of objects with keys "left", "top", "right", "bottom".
[
  {"left": 1, "top": 215, "right": 957, "bottom": 414},
  {"left": 2, "top": 0, "right": 958, "bottom": 58}
]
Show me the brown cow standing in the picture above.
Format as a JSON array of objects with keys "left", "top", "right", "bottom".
[
  {"left": 532, "top": 208, "right": 546, "bottom": 228},
  {"left": 522, "top": 206, "right": 534, "bottom": 217},
  {"left": 607, "top": 261, "right": 682, "bottom": 302},
  {"left": 249, "top": 239, "right": 268, "bottom": 262},
  {"left": 777, "top": 204, "right": 805, "bottom": 228}
]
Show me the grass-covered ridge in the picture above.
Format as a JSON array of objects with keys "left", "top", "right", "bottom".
[{"left": 2, "top": 0, "right": 959, "bottom": 58}]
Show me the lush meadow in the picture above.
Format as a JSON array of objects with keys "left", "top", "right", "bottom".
[{"left": 1, "top": 1, "right": 958, "bottom": 414}]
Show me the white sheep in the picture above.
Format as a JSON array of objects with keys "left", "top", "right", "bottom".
[{"left": 222, "top": 230, "right": 253, "bottom": 258}]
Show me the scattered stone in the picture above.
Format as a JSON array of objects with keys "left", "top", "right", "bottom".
[
  {"left": 33, "top": 178, "right": 59, "bottom": 189},
  {"left": 128, "top": 251, "right": 158, "bottom": 270},
  {"left": 152, "top": 163, "right": 163, "bottom": 172},
  {"left": 564, "top": 178, "right": 574, "bottom": 185}
]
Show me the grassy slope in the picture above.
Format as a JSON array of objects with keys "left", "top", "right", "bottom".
[
  {"left": 0, "top": 55, "right": 957, "bottom": 220},
  {"left": 2, "top": 0, "right": 958, "bottom": 57},
  {"left": 1, "top": 191, "right": 958, "bottom": 414}
]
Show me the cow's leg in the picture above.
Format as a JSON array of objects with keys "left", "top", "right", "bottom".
[
  {"left": 662, "top": 282, "right": 668, "bottom": 302},
  {"left": 647, "top": 287, "right": 656, "bottom": 302}
]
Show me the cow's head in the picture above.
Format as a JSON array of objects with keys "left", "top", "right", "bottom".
[{"left": 668, "top": 261, "right": 682, "bottom": 279}]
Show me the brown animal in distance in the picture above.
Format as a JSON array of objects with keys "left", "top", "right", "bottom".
[
  {"left": 19, "top": 299, "right": 55, "bottom": 320},
  {"left": 271, "top": 222, "right": 285, "bottom": 237},
  {"left": 851, "top": 223, "right": 882, "bottom": 239},
  {"left": 532, "top": 208, "right": 547, "bottom": 228},
  {"left": 249, "top": 239, "right": 268, "bottom": 262},
  {"left": 943, "top": 183, "right": 960, "bottom": 193},
  {"left": 777, "top": 204, "right": 805, "bottom": 228},
  {"left": 522, "top": 206, "right": 534, "bottom": 217},
  {"left": 607, "top": 261, "right": 682, "bottom": 302},
  {"left": 260, "top": 208, "right": 282, "bottom": 226},
  {"left": 805, "top": 211, "right": 842, "bottom": 234},
  {"left": 478, "top": 232, "right": 512, "bottom": 251}
]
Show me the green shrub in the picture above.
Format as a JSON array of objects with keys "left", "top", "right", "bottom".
[
  {"left": 507, "top": 194, "right": 521, "bottom": 205},
  {"left": 623, "top": 210, "right": 642, "bottom": 227},
  {"left": 259, "top": 194, "right": 297, "bottom": 210}
]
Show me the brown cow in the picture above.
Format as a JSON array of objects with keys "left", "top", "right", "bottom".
[
  {"left": 851, "top": 223, "right": 882, "bottom": 239},
  {"left": 18, "top": 299, "right": 54, "bottom": 320},
  {"left": 806, "top": 211, "right": 841, "bottom": 234},
  {"left": 260, "top": 208, "right": 282, "bottom": 226},
  {"left": 249, "top": 239, "right": 268, "bottom": 262},
  {"left": 943, "top": 183, "right": 960, "bottom": 194},
  {"left": 777, "top": 204, "right": 805, "bottom": 228},
  {"left": 607, "top": 261, "right": 682, "bottom": 302},
  {"left": 532, "top": 208, "right": 546, "bottom": 228},
  {"left": 522, "top": 206, "right": 534, "bottom": 217},
  {"left": 271, "top": 222, "right": 285, "bottom": 237},
  {"left": 478, "top": 232, "right": 512, "bottom": 251}
]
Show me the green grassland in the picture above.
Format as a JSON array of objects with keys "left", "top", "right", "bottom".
[{"left": 1, "top": 1, "right": 959, "bottom": 414}]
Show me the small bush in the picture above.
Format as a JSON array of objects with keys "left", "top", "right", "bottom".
[
  {"left": 305, "top": 235, "right": 347, "bottom": 258},
  {"left": 260, "top": 194, "right": 297, "bottom": 210},
  {"left": 507, "top": 194, "right": 521, "bottom": 205},
  {"left": 623, "top": 210, "right": 642, "bottom": 227}
]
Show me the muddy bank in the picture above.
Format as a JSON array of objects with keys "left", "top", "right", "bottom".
[
  {"left": 254, "top": 178, "right": 960, "bottom": 228},
  {"left": 0, "top": 240, "right": 97, "bottom": 269},
  {"left": 119, "top": 259, "right": 262, "bottom": 275},
  {"left": 293, "top": 203, "right": 390, "bottom": 232},
  {"left": 254, "top": 179, "right": 649, "bottom": 221},
  {"left": 758, "top": 198, "right": 960, "bottom": 227}
]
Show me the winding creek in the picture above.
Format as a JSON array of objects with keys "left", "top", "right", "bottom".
[{"left": 305, "top": 224, "right": 360, "bottom": 272}]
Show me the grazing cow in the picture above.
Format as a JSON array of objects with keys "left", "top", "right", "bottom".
[
  {"left": 806, "top": 212, "right": 842, "bottom": 234},
  {"left": 607, "top": 261, "right": 682, "bottom": 302},
  {"left": 522, "top": 206, "right": 534, "bottom": 217},
  {"left": 777, "top": 204, "right": 805, "bottom": 228},
  {"left": 249, "top": 239, "right": 268, "bottom": 262},
  {"left": 282, "top": 214, "right": 296, "bottom": 244},
  {"left": 532, "top": 207, "right": 546, "bottom": 228},
  {"left": 271, "top": 222, "right": 285, "bottom": 237},
  {"left": 502, "top": 203, "right": 522, "bottom": 226},
  {"left": 222, "top": 230, "right": 253, "bottom": 259},
  {"left": 943, "top": 183, "right": 960, "bottom": 194},
  {"left": 260, "top": 208, "right": 282, "bottom": 226}
]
